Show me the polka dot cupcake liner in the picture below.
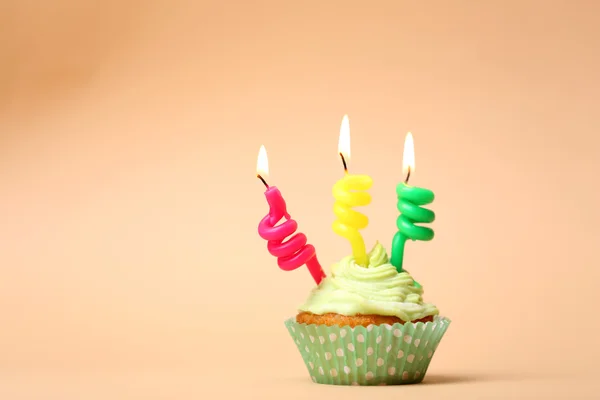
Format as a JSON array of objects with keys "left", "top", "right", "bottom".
[{"left": 285, "top": 316, "right": 451, "bottom": 386}]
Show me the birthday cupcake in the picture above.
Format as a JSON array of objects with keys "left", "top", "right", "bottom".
[
  {"left": 257, "top": 117, "right": 450, "bottom": 385},
  {"left": 284, "top": 242, "right": 450, "bottom": 385}
]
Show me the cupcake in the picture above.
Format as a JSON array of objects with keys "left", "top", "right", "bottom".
[{"left": 285, "top": 242, "right": 450, "bottom": 385}]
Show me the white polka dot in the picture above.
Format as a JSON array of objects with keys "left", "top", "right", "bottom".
[
  {"left": 336, "top": 348, "right": 344, "bottom": 357},
  {"left": 366, "top": 371, "right": 374, "bottom": 380},
  {"left": 424, "top": 340, "right": 429, "bottom": 347},
  {"left": 319, "top": 336, "right": 325, "bottom": 344},
  {"left": 357, "top": 334, "right": 364, "bottom": 342},
  {"left": 295, "top": 339, "right": 300, "bottom": 345},
  {"left": 393, "top": 328, "right": 402, "bottom": 337},
  {"left": 407, "top": 354, "right": 415, "bottom": 363},
  {"left": 367, "top": 347, "right": 374, "bottom": 356},
  {"left": 367, "top": 325, "right": 374, "bottom": 332},
  {"left": 300, "top": 333, "right": 305, "bottom": 339},
  {"left": 340, "top": 330, "right": 347, "bottom": 338},
  {"left": 329, "top": 333, "right": 337, "bottom": 342},
  {"left": 319, "top": 367, "right": 324, "bottom": 375},
  {"left": 309, "top": 362, "right": 314, "bottom": 369},
  {"left": 355, "top": 358, "right": 363, "bottom": 366},
  {"left": 415, "top": 371, "right": 421, "bottom": 378},
  {"left": 402, "top": 371, "right": 409, "bottom": 380},
  {"left": 414, "top": 339, "right": 421, "bottom": 347},
  {"left": 351, "top": 381, "right": 359, "bottom": 386},
  {"left": 305, "top": 346, "right": 309, "bottom": 352},
  {"left": 325, "top": 352, "right": 332, "bottom": 360},
  {"left": 376, "top": 335, "right": 382, "bottom": 344},
  {"left": 330, "top": 368, "right": 338, "bottom": 377},
  {"left": 428, "top": 350, "right": 433, "bottom": 358},
  {"left": 348, "top": 343, "right": 355, "bottom": 352},
  {"left": 419, "top": 355, "right": 424, "bottom": 361},
  {"left": 397, "top": 350, "right": 404, "bottom": 359},
  {"left": 311, "top": 376, "right": 316, "bottom": 382},
  {"left": 377, "top": 358, "right": 384, "bottom": 366},
  {"left": 291, "top": 326, "right": 296, "bottom": 332},
  {"left": 404, "top": 335, "right": 412, "bottom": 344},
  {"left": 310, "top": 335, "right": 315, "bottom": 343},
  {"left": 344, "top": 366, "right": 351, "bottom": 374},
  {"left": 388, "top": 367, "right": 396, "bottom": 375},
  {"left": 386, "top": 345, "right": 392, "bottom": 353},
  {"left": 385, "top": 324, "right": 392, "bottom": 331},
  {"left": 316, "top": 352, "right": 320, "bottom": 358}
]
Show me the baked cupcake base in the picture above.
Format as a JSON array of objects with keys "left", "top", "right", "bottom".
[
  {"left": 296, "top": 312, "right": 434, "bottom": 327},
  {"left": 286, "top": 315, "right": 450, "bottom": 385}
]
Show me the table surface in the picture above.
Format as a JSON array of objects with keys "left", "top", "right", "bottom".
[{"left": 1, "top": 369, "right": 597, "bottom": 400}]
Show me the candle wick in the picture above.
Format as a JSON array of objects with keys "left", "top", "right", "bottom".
[
  {"left": 339, "top": 153, "right": 348, "bottom": 173},
  {"left": 404, "top": 166, "right": 411, "bottom": 184},
  {"left": 257, "top": 174, "right": 269, "bottom": 188}
]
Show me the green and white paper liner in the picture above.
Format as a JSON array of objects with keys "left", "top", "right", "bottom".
[{"left": 285, "top": 316, "right": 450, "bottom": 385}]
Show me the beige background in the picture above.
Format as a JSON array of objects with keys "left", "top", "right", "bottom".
[{"left": 1, "top": 1, "right": 599, "bottom": 398}]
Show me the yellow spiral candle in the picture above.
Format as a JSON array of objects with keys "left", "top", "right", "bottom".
[{"left": 332, "top": 115, "right": 373, "bottom": 266}]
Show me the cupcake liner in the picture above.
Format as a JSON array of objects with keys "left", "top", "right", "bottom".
[{"left": 285, "top": 316, "right": 450, "bottom": 385}]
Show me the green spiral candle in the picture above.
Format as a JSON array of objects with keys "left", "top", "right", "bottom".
[{"left": 390, "top": 133, "right": 435, "bottom": 287}]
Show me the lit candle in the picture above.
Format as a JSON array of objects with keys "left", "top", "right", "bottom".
[
  {"left": 390, "top": 133, "right": 435, "bottom": 285},
  {"left": 332, "top": 115, "right": 373, "bottom": 267},
  {"left": 256, "top": 145, "right": 326, "bottom": 285}
]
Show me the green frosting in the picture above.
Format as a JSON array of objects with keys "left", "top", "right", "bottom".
[{"left": 298, "top": 242, "right": 439, "bottom": 322}]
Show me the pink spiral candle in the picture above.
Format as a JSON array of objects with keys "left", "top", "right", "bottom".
[
  {"left": 258, "top": 186, "right": 326, "bottom": 285},
  {"left": 256, "top": 145, "right": 325, "bottom": 285}
]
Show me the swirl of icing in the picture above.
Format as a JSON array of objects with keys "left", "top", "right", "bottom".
[{"left": 298, "top": 242, "right": 439, "bottom": 322}]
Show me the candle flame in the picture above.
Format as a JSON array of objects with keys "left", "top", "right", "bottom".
[
  {"left": 256, "top": 145, "right": 269, "bottom": 178},
  {"left": 338, "top": 115, "right": 351, "bottom": 161},
  {"left": 402, "top": 132, "right": 415, "bottom": 178}
]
